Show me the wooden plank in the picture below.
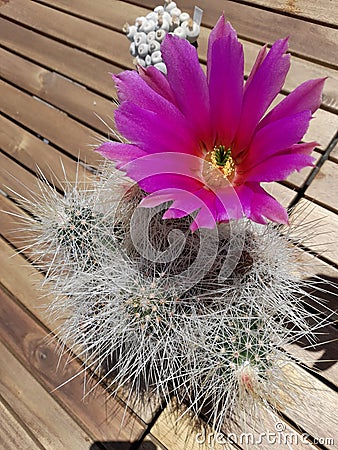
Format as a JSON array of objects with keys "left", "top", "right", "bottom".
[
  {"left": 0, "top": 47, "right": 116, "bottom": 135},
  {"left": 295, "top": 198, "right": 338, "bottom": 267},
  {"left": 0, "top": 396, "right": 43, "bottom": 450},
  {"left": 151, "top": 398, "right": 319, "bottom": 450},
  {"left": 124, "top": 0, "right": 338, "bottom": 68},
  {"left": 295, "top": 250, "right": 338, "bottom": 324},
  {"left": 0, "top": 285, "right": 146, "bottom": 444},
  {"left": 139, "top": 435, "right": 167, "bottom": 449},
  {"left": 151, "top": 399, "right": 236, "bottom": 449},
  {"left": 0, "top": 0, "right": 130, "bottom": 68},
  {"left": 0, "top": 195, "right": 34, "bottom": 252},
  {"left": 0, "top": 115, "right": 92, "bottom": 191},
  {"left": 229, "top": 0, "right": 338, "bottom": 27},
  {"left": 28, "top": 0, "right": 338, "bottom": 113},
  {"left": 282, "top": 362, "right": 338, "bottom": 449},
  {"left": 0, "top": 80, "right": 103, "bottom": 167},
  {"left": 263, "top": 181, "right": 296, "bottom": 207},
  {"left": 0, "top": 339, "right": 98, "bottom": 449},
  {"left": 329, "top": 142, "right": 338, "bottom": 163},
  {"left": 0, "top": 18, "right": 121, "bottom": 98},
  {"left": 0, "top": 152, "right": 42, "bottom": 202},
  {"left": 306, "top": 159, "right": 338, "bottom": 213},
  {"left": 285, "top": 151, "right": 320, "bottom": 189}
]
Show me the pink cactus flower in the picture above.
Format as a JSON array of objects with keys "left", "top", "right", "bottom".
[{"left": 97, "top": 15, "right": 324, "bottom": 231}]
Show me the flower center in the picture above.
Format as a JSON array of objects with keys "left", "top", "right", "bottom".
[
  {"left": 210, "top": 145, "right": 235, "bottom": 178},
  {"left": 201, "top": 145, "right": 236, "bottom": 190}
]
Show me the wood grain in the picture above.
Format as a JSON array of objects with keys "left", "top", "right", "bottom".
[
  {"left": 0, "top": 47, "right": 116, "bottom": 136},
  {"left": 1, "top": 2, "right": 338, "bottom": 115},
  {"left": 282, "top": 362, "right": 338, "bottom": 449},
  {"left": 0, "top": 115, "right": 92, "bottom": 191},
  {"left": 230, "top": 0, "right": 338, "bottom": 26},
  {"left": 329, "top": 142, "right": 338, "bottom": 163},
  {"left": 0, "top": 0, "right": 130, "bottom": 68},
  {"left": 150, "top": 397, "right": 319, "bottom": 450},
  {"left": 1, "top": 1, "right": 338, "bottom": 448},
  {"left": 0, "top": 339, "right": 97, "bottom": 449},
  {"left": 0, "top": 80, "right": 103, "bottom": 167},
  {"left": 0, "top": 18, "right": 120, "bottom": 98},
  {"left": 0, "top": 395, "right": 43, "bottom": 450},
  {"left": 295, "top": 198, "right": 338, "bottom": 266},
  {"left": 306, "top": 159, "right": 338, "bottom": 213},
  {"left": 0, "top": 285, "right": 146, "bottom": 444}
]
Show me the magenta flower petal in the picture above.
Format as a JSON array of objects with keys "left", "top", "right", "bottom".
[
  {"left": 242, "top": 183, "right": 289, "bottom": 225},
  {"left": 209, "top": 34, "right": 244, "bottom": 147},
  {"left": 137, "top": 174, "right": 201, "bottom": 194},
  {"left": 244, "top": 153, "right": 315, "bottom": 182},
  {"left": 161, "top": 35, "right": 212, "bottom": 146},
  {"left": 96, "top": 141, "right": 147, "bottom": 169},
  {"left": 115, "top": 102, "right": 199, "bottom": 155},
  {"left": 191, "top": 207, "right": 217, "bottom": 231},
  {"left": 138, "top": 65, "right": 177, "bottom": 105},
  {"left": 289, "top": 141, "right": 318, "bottom": 154},
  {"left": 113, "top": 70, "right": 178, "bottom": 114},
  {"left": 139, "top": 190, "right": 181, "bottom": 208},
  {"left": 140, "top": 188, "right": 205, "bottom": 223},
  {"left": 234, "top": 38, "right": 290, "bottom": 153},
  {"left": 243, "top": 110, "right": 312, "bottom": 169},
  {"left": 215, "top": 187, "right": 244, "bottom": 221},
  {"left": 207, "top": 15, "right": 238, "bottom": 82},
  {"left": 244, "top": 45, "right": 268, "bottom": 93},
  {"left": 259, "top": 78, "right": 325, "bottom": 129},
  {"left": 121, "top": 152, "right": 203, "bottom": 184}
]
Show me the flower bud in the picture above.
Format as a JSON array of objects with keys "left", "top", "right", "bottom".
[
  {"left": 155, "top": 29, "right": 166, "bottom": 43},
  {"left": 154, "top": 5, "right": 164, "bottom": 13},
  {"left": 173, "top": 26, "right": 186, "bottom": 39},
  {"left": 181, "top": 19, "right": 200, "bottom": 42},
  {"left": 134, "top": 32, "right": 147, "bottom": 46},
  {"left": 170, "top": 7, "right": 182, "bottom": 17},
  {"left": 140, "top": 19, "right": 156, "bottom": 33},
  {"left": 179, "top": 12, "right": 190, "bottom": 23},
  {"left": 147, "top": 31, "right": 156, "bottom": 43},
  {"left": 138, "top": 43, "right": 149, "bottom": 57},
  {"left": 135, "top": 16, "right": 146, "bottom": 28},
  {"left": 129, "top": 41, "right": 137, "bottom": 57},
  {"left": 154, "top": 62, "right": 167, "bottom": 74},
  {"left": 164, "top": 0, "right": 177, "bottom": 12},
  {"left": 145, "top": 54, "right": 152, "bottom": 66},
  {"left": 151, "top": 50, "right": 163, "bottom": 64},
  {"left": 149, "top": 40, "right": 161, "bottom": 53}
]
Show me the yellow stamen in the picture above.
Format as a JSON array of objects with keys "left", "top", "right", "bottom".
[{"left": 210, "top": 145, "right": 235, "bottom": 178}]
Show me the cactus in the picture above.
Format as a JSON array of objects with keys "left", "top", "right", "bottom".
[{"left": 123, "top": 1, "right": 202, "bottom": 73}]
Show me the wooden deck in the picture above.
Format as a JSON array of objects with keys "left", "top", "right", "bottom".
[{"left": 0, "top": 1, "right": 338, "bottom": 449}]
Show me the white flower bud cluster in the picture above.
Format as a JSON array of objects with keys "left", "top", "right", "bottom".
[{"left": 123, "top": 1, "right": 201, "bottom": 74}]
